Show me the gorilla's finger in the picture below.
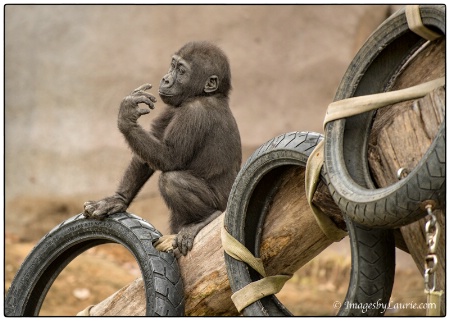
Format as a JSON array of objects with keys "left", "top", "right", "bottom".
[
  {"left": 132, "top": 83, "right": 152, "bottom": 94},
  {"left": 174, "top": 248, "right": 182, "bottom": 259},
  {"left": 91, "top": 209, "right": 109, "bottom": 220},
  {"left": 94, "top": 214, "right": 108, "bottom": 220},
  {"left": 134, "top": 90, "right": 157, "bottom": 102},
  {"left": 133, "top": 96, "right": 155, "bottom": 109},
  {"left": 172, "top": 236, "right": 180, "bottom": 249},
  {"left": 180, "top": 240, "right": 188, "bottom": 256},
  {"left": 84, "top": 204, "right": 96, "bottom": 215},
  {"left": 138, "top": 109, "right": 151, "bottom": 116},
  {"left": 186, "top": 238, "right": 194, "bottom": 252},
  {"left": 92, "top": 209, "right": 104, "bottom": 217},
  {"left": 90, "top": 201, "right": 110, "bottom": 214},
  {"left": 83, "top": 201, "right": 94, "bottom": 208}
]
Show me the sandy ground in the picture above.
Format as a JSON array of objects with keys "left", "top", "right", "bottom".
[{"left": 5, "top": 228, "right": 426, "bottom": 316}]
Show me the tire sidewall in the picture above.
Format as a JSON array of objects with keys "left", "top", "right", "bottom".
[
  {"left": 5, "top": 213, "right": 182, "bottom": 316},
  {"left": 324, "top": 5, "right": 446, "bottom": 228}
]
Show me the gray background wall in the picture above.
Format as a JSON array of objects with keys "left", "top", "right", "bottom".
[{"left": 5, "top": 4, "right": 395, "bottom": 236}]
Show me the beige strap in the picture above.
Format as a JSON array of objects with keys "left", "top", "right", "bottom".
[
  {"left": 324, "top": 77, "right": 445, "bottom": 127},
  {"left": 305, "top": 139, "right": 347, "bottom": 241},
  {"left": 221, "top": 225, "right": 293, "bottom": 312},
  {"left": 153, "top": 234, "right": 177, "bottom": 252},
  {"left": 405, "top": 5, "right": 442, "bottom": 41},
  {"left": 231, "top": 275, "right": 292, "bottom": 313},
  {"left": 221, "top": 225, "right": 266, "bottom": 277},
  {"left": 76, "top": 305, "right": 94, "bottom": 316},
  {"left": 425, "top": 290, "right": 444, "bottom": 316}
]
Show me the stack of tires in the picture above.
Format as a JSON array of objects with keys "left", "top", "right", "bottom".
[{"left": 224, "top": 4, "right": 445, "bottom": 316}]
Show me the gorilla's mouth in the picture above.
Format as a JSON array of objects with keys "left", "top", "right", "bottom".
[{"left": 158, "top": 91, "right": 174, "bottom": 97}]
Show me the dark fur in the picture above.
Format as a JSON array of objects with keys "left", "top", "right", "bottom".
[{"left": 84, "top": 41, "right": 241, "bottom": 255}]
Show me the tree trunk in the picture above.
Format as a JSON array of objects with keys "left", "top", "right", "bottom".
[
  {"left": 88, "top": 36, "right": 445, "bottom": 318},
  {"left": 367, "top": 37, "right": 445, "bottom": 315}
]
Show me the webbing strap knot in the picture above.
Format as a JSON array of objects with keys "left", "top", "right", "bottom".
[
  {"left": 221, "top": 225, "right": 291, "bottom": 312},
  {"left": 231, "top": 275, "right": 291, "bottom": 313}
]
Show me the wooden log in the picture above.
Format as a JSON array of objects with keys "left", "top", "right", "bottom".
[
  {"left": 90, "top": 168, "right": 343, "bottom": 316},
  {"left": 368, "top": 37, "right": 445, "bottom": 314},
  {"left": 89, "top": 32, "right": 445, "bottom": 319}
]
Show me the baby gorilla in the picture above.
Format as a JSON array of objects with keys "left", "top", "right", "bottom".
[{"left": 83, "top": 41, "right": 242, "bottom": 256}]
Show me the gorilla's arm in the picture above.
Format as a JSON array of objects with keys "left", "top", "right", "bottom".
[
  {"left": 84, "top": 156, "right": 153, "bottom": 218},
  {"left": 116, "top": 156, "right": 154, "bottom": 203},
  {"left": 83, "top": 83, "right": 169, "bottom": 219},
  {"left": 118, "top": 88, "right": 209, "bottom": 172}
]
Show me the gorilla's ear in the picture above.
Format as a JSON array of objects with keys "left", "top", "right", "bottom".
[{"left": 204, "top": 75, "right": 219, "bottom": 93}]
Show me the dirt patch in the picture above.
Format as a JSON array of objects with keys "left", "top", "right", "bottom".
[{"left": 5, "top": 237, "right": 139, "bottom": 316}]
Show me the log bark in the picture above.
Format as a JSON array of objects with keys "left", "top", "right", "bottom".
[
  {"left": 368, "top": 37, "right": 445, "bottom": 314},
  {"left": 89, "top": 38, "right": 445, "bottom": 317}
]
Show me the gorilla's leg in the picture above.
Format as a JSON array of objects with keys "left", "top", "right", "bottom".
[{"left": 159, "top": 171, "right": 223, "bottom": 255}]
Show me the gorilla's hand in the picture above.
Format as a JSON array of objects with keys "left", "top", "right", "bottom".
[
  {"left": 83, "top": 194, "right": 128, "bottom": 219},
  {"left": 118, "top": 83, "right": 157, "bottom": 129}
]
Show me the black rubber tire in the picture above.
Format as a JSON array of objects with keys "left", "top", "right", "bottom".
[
  {"left": 4, "top": 212, "right": 185, "bottom": 316},
  {"left": 224, "top": 131, "right": 395, "bottom": 316},
  {"left": 324, "top": 5, "right": 445, "bottom": 228}
]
